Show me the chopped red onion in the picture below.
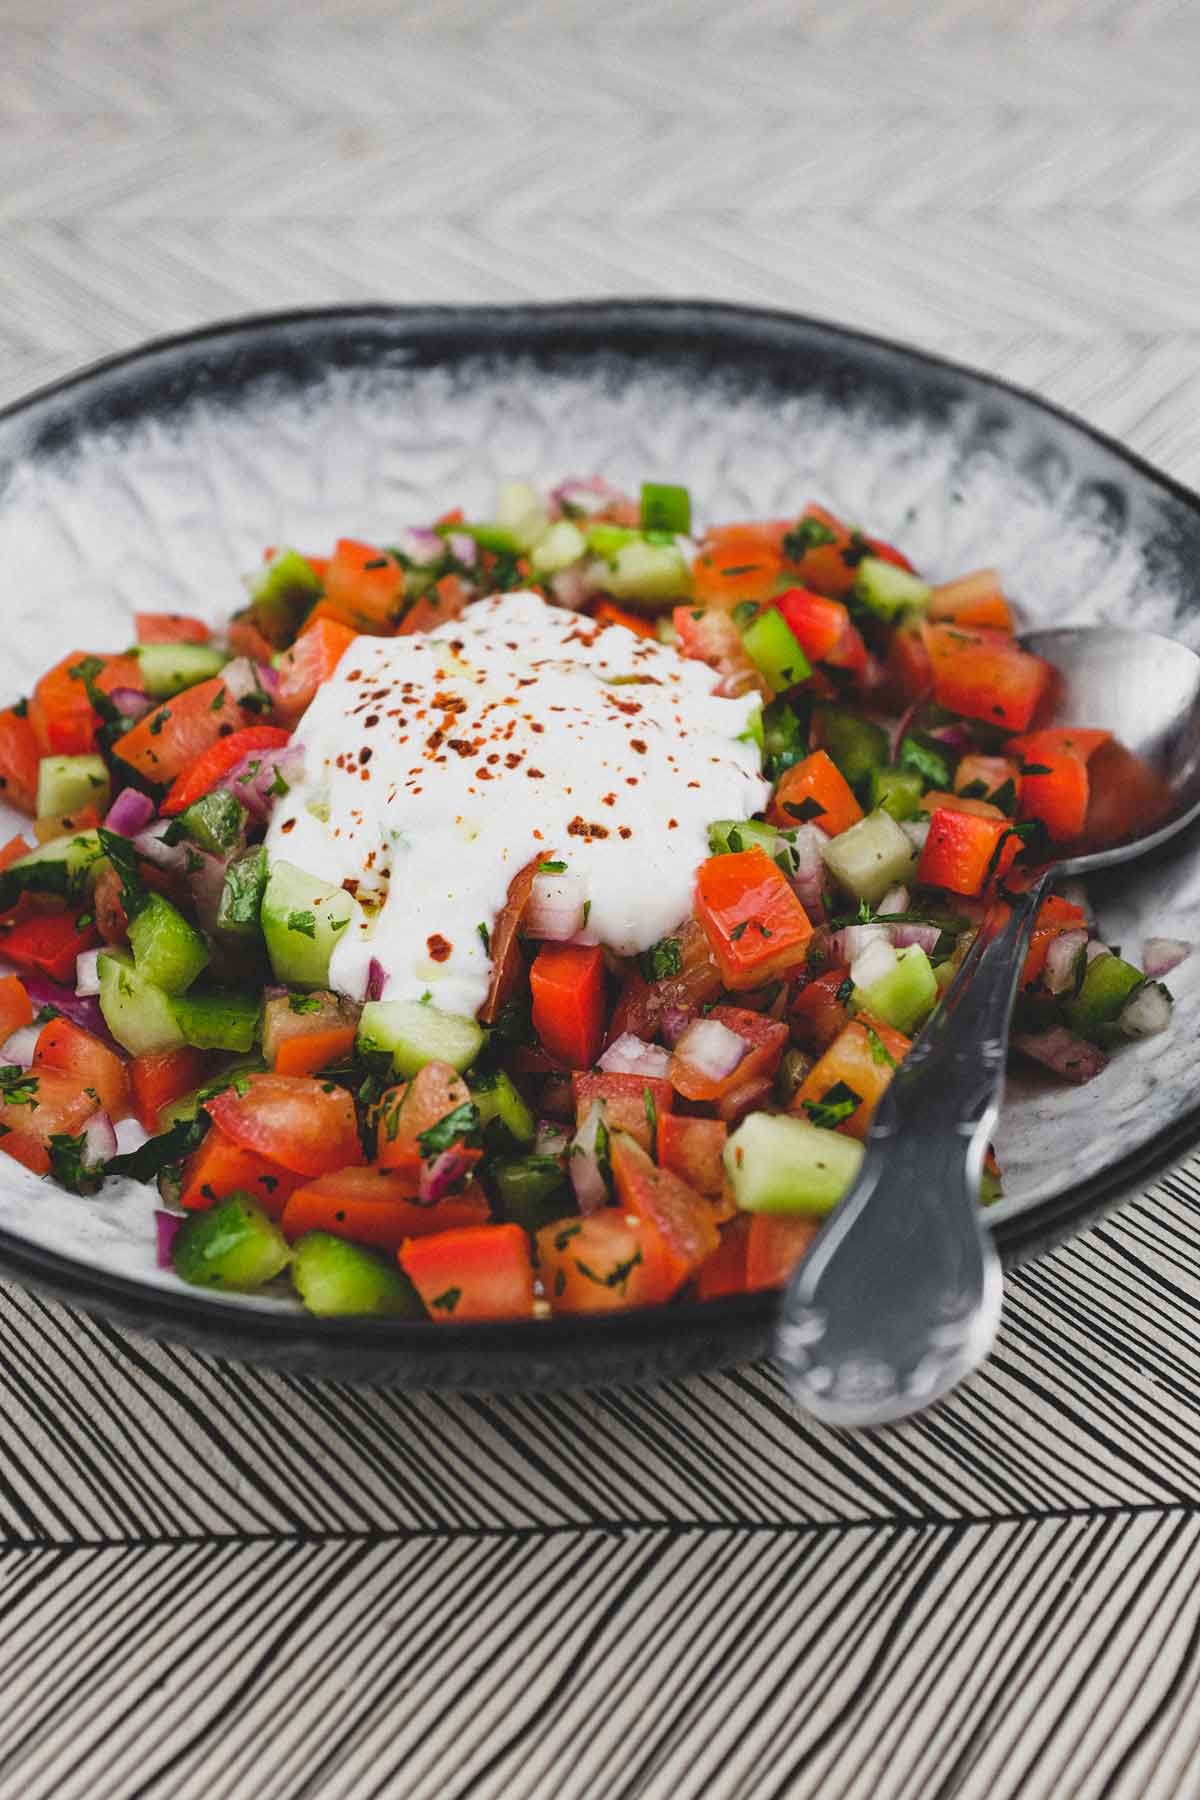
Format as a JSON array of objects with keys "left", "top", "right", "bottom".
[
  {"left": 1012, "top": 1027, "right": 1108, "bottom": 1084},
  {"left": 789, "top": 823, "right": 829, "bottom": 921},
  {"left": 569, "top": 1100, "right": 610, "bottom": 1214},
  {"left": 17, "top": 974, "right": 121, "bottom": 1049},
  {"left": 223, "top": 742, "right": 303, "bottom": 821},
  {"left": 103, "top": 788, "right": 155, "bottom": 836},
  {"left": 0, "top": 1024, "right": 41, "bottom": 1066},
  {"left": 1120, "top": 981, "right": 1173, "bottom": 1039},
  {"left": 888, "top": 694, "right": 927, "bottom": 761},
  {"left": 392, "top": 527, "right": 443, "bottom": 565},
  {"left": 419, "top": 1147, "right": 475, "bottom": 1205},
  {"left": 220, "top": 657, "right": 267, "bottom": 706},
  {"left": 850, "top": 936, "right": 898, "bottom": 991},
  {"left": 108, "top": 687, "right": 153, "bottom": 720},
  {"left": 926, "top": 720, "right": 973, "bottom": 753},
  {"left": 526, "top": 871, "right": 588, "bottom": 942},
  {"left": 549, "top": 476, "right": 623, "bottom": 520},
  {"left": 535, "top": 1119, "right": 570, "bottom": 1156},
  {"left": 901, "top": 818, "right": 930, "bottom": 853},
  {"left": 598, "top": 1032, "right": 672, "bottom": 1080},
  {"left": 366, "top": 958, "right": 387, "bottom": 1002},
  {"left": 75, "top": 947, "right": 103, "bottom": 997},
  {"left": 1143, "top": 937, "right": 1192, "bottom": 980},
  {"left": 1043, "top": 928, "right": 1088, "bottom": 995},
  {"left": 548, "top": 566, "right": 591, "bottom": 611},
  {"left": 187, "top": 849, "right": 231, "bottom": 935},
  {"left": 81, "top": 1110, "right": 117, "bottom": 1169},
  {"left": 830, "top": 922, "right": 892, "bottom": 966},
  {"left": 155, "top": 1210, "right": 184, "bottom": 1269},
  {"left": 674, "top": 1017, "right": 748, "bottom": 1083},
  {"left": 879, "top": 885, "right": 910, "bottom": 916},
  {"left": 133, "top": 821, "right": 188, "bottom": 872},
  {"left": 446, "top": 531, "right": 477, "bottom": 568},
  {"left": 659, "top": 1004, "right": 696, "bottom": 1049},
  {"left": 254, "top": 660, "right": 280, "bottom": 698},
  {"left": 890, "top": 922, "right": 942, "bottom": 954}
]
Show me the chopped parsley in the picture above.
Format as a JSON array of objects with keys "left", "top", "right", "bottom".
[
  {"left": 802, "top": 1081, "right": 861, "bottom": 1128},
  {"left": 430, "top": 1287, "right": 461, "bottom": 1314},
  {"left": 784, "top": 797, "right": 826, "bottom": 823},
  {"left": 148, "top": 708, "right": 170, "bottom": 736},
  {"left": 538, "top": 860, "right": 567, "bottom": 874},
  {"left": 640, "top": 936, "right": 682, "bottom": 982},
  {"left": 577, "top": 1249, "right": 643, "bottom": 1293},
  {"left": 287, "top": 910, "right": 316, "bottom": 939},
  {"left": 98, "top": 827, "right": 149, "bottom": 920},
  {"left": 643, "top": 1087, "right": 658, "bottom": 1153},
  {"left": 898, "top": 736, "right": 951, "bottom": 789},
  {"left": 782, "top": 514, "right": 837, "bottom": 561},
  {"left": 477, "top": 921, "right": 490, "bottom": 952},
  {"left": 864, "top": 1024, "right": 898, "bottom": 1068},
  {"left": 288, "top": 994, "right": 322, "bottom": 1014},
  {"left": 47, "top": 1132, "right": 103, "bottom": 1195},
  {"left": 417, "top": 1102, "right": 480, "bottom": 1158},
  {"left": 0, "top": 1066, "right": 39, "bottom": 1109}
]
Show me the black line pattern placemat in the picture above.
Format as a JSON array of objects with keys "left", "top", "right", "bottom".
[{"left": 2, "top": 1, "right": 1199, "bottom": 1794}]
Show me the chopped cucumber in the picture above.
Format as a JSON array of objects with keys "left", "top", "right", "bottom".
[
  {"left": 853, "top": 556, "right": 931, "bottom": 622},
  {"left": 1063, "top": 952, "right": 1145, "bottom": 1044},
  {"left": 98, "top": 950, "right": 186, "bottom": 1055},
  {"left": 529, "top": 519, "right": 586, "bottom": 575},
  {"left": 640, "top": 482, "right": 691, "bottom": 535},
  {"left": 357, "top": 998, "right": 484, "bottom": 1077},
  {"left": 172, "top": 987, "right": 261, "bottom": 1053},
  {"left": 180, "top": 788, "right": 248, "bottom": 857},
  {"left": 135, "top": 642, "right": 228, "bottom": 699},
  {"left": 585, "top": 523, "right": 637, "bottom": 558},
  {"left": 741, "top": 608, "right": 811, "bottom": 693},
  {"left": 440, "top": 521, "right": 522, "bottom": 555},
  {"left": 595, "top": 535, "right": 691, "bottom": 608},
  {"left": 870, "top": 767, "right": 926, "bottom": 821},
  {"left": 471, "top": 1068, "right": 536, "bottom": 1146},
  {"left": 820, "top": 807, "right": 918, "bottom": 905},
  {"left": 852, "top": 943, "right": 937, "bottom": 1034},
  {"left": 172, "top": 1194, "right": 290, "bottom": 1291},
  {"left": 494, "top": 480, "right": 549, "bottom": 552},
  {"left": 128, "top": 892, "right": 210, "bottom": 995},
  {"left": 494, "top": 1155, "right": 572, "bottom": 1238},
  {"left": 247, "top": 548, "right": 322, "bottom": 637},
  {"left": 217, "top": 844, "right": 268, "bottom": 944},
  {"left": 261, "top": 860, "right": 362, "bottom": 987},
  {"left": 291, "top": 1232, "right": 424, "bottom": 1318},
  {"left": 815, "top": 705, "right": 889, "bottom": 795},
  {"left": 36, "top": 753, "right": 109, "bottom": 820},
  {"left": 724, "top": 1112, "right": 862, "bottom": 1214},
  {"left": 0, "top": 828, "right": 102, "bottom": 908},
  {"left": 708, "top": 818, "right": 794, "bottom": 865},
  {"left": 761, "top": 696, "right": 806, "bottom": 776},
  {"left": 157, "top": 1056, "right": 265, "bottom": 1128}
]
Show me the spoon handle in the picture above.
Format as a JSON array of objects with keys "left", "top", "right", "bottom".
[{"left": 776, "top": 870, "right": 1052, "bottom": 1427}]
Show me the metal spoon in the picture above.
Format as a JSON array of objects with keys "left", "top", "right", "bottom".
[{"left": 777, "top": 626, "right": 1200, "bottom": 1429}]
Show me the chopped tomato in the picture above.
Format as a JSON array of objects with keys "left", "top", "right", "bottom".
[
  {"left": 922, "top": 788, "right": 1006, "bottom": 821},
  {"left": 160, "top": 724, "right": 291, "bottom": 816},
  {"left": 34, "top": 1017, "right": 130, "bottom": 1121},
  {"left": 791, "top": 1016, "right": 910, "bottom": 1140},
  {"left": 179, "top": 1126, "right": 304, "bottom": 1215},
  {"left": 206, "top": 1073, "right": 364, "bottom": 1177},
  {"left": 263, "top": 989, "right": 360, "bottom": 1075},
  {"left": 923, "top": 623, "right": 1051, "bottom": 733},
  {"left": 0, "top": 974, "right": 32, "bottom": 1044},
  {"left": 396, "top": 573, "right": 469, "bottom": 638},
  {"left": 1077, "top": 739, "right": 1171, "bottom": 853},
  {"left": 692, "top": 521, "right": 786, "bottom": 606},
  {"left": 323, "top": 540, "right": 405, "bottom": 627},
  {"left": 227, "top": 616, "right": 279, "bottom": 662},
  {"left": 657, "top": 1112, "right": 727, "bottom": 1200},
  {"left": 672, "top": 604, "right": 760, "bottom": 694},
  {"left": 272, "top": 617, "right": 359, "bottom": 728},
  {"left": 29, "top": 652, "right": 142, "bottom": 757},
  {"left": 135, "top": 612, "right": 210, "bottom": 645},
  {"left": 865, "top": 534, "right": 917, "bottom": 573},
  {"left": 695, "top": 1215, "right": 752, "bottom": 1299},
  {"left": 591, "top": 601, "right": 657, "bottom": 640},
  {"left": 572, "top": 1070, "right": 673, "bottom": 1153},
  {"left": 283, "top": 1166, "right": 489, "bottom": 1250},
  {"left": 1, "top": 909, "right": 98, "bottom": 984},
  {"left": 774, "top": 588, "right": 850, "bottom": 663},
  {"left": 745, "top": 1214, "right": 821, "bottom": 1289},
  {"left": 609, "top": 1130, "right": 719, "bottom": 1289},
  {"left": 955, "top": 754, "right": 1021, "bottom": 805},
  {"left": 34, "top": 805, "right": 101, "bottom": 845},
  {"left": 0, "top": 706, "right": 41, "bottom": 813},
  {"left": 1022, "top": 894, "right": 1088, "bottom": 989},
  {"left": 399, "top": 1222, "right": 535, "bottom": 1322},
  {"left": 1009, "top": 728, "right": 1112, "bottom": 843},
  {"left": 479, "top": 853, "right": 542, "bottom": 1027},
  {"left": 112, "top": 674, "right": 265, "bottom": 786},
  {"left": 917, "top": 805, "right": 1020, "bottom": 895},
  {"left": 0, "top": 834, "right": 31, "bottom": 875},
  {"left": 790, "top": 966, "right": 853, "bottom": 1054},
  {"left": 129, "top": 1046, "right": 207, "bottom": 1133},
  {"left": 537, "top": 1211, "right": 679, "bottom": 1313},
  {"left": 271, "top": 1024, "right": 356, "bottom": 1078},
  {"left": 530, "top": 944, "right": 606, "bottom": 1070},
  {"left": 885, "top": 621, "right": 933, "bottom": 708},
  {"left": 767, "top": 749, "right": 863, "bottom": 838},
  {"left": 779, "top": 504, "right": 859, "bottom": 599},
  {"left": 374, "top": 1062, "right": 473, "bottom": 1175},
  {"left": 694, "top": 848, "right": 813, "bottom": 990},
  {"left": 928, "top": 569, "right": 1013, "bottom": 633},
  {"left": 607, "top": 916, "right": 723, "bottom": 1048},
  {"left": 670, "top": 1005, "right": 789, "bottom": 1104},
  {"left": 0, "top": 1066, "right": 99, "bottom": 1175}
]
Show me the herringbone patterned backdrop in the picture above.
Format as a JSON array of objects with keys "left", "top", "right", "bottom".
[{"left": 2, "top": 2, "right": 1200, "bottom": 1795}]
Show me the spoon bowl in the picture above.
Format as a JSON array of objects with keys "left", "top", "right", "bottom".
[{"left": 777, "top": 624, "right": 1200, "bottom": 1428}]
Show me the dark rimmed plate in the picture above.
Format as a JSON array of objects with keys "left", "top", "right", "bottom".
[{"left": 2, "top": 300, "right": 1199, "bottom": 1390}]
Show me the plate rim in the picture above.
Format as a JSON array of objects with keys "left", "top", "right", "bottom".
[{"left": 2, "top": 295, "right": 1199, "bottom": 1375}]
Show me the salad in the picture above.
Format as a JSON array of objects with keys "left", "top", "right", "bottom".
[{"left": 0, "top": 477, "right": 1184, "bottom": 1322}]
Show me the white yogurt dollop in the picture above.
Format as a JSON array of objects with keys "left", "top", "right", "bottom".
[{"left": 266, "top": 590, "right": 769, "bottom": 1015}]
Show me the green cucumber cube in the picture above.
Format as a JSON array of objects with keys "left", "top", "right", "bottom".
[
  {"left": 246, "top": 548, "right": 322, "bottom": 637},
  {"left": 1062, "top": 952, "right": 1145, "bottom": 1043},
  {"left": 98, "top": 950, "right": 186, "bottom": 1055},
  {"left": 261, "top": 860, "right": 363, "bottom": 987},
  {"left": 291, "top": 1232, "right": 424, "bottom": 1318},
  {"left": 128, "top": 893, "right": 210, "bottom": 995},
  {"left": 815, "top": 705, "right": 889, "bottom": 793},
  {"left": 870, "top": 767, "right": 926, "bottom": 821},
  {"left": 471, "top": 1068, "right": 536, "bottom": 1146},
  {"left": 135, "top": 642, "right": 228, "bottom": 699},
  {"left": 820, "top": 807, "right": 918, "bottom": 905},
  {"left": 724, "top": 1112, "right": 863, "bottom": 1214},
  {"left": 180, "top": 788, "right": 248, "bottom": 857},
  {"left": 172, "top": 1195, "right": 291, "bottom": 1291},
  {"left": 598, "top": 536, "right": 692, "bottom": 607},
  {"left": 172, "top": 988, "right": 261, "bottom": 1053},
  {"left": 853, "top": 556, "right": 932, "bottom": 621},
  {"left": 217, "top": 844, "right": 268, "bottom": 943},
  {"left": 529, "top": 520, "right": 586, "bottom": 575},
  {"left": 493, "top": 1155, "right": 571, "bottom": 1238},
  {"left": 640, "top": 482, "right": 692, "bottom": 535},
  {"left": 357, "top": 998, "right": 484, "bottom": 1077},
  {"left": 494, "top": 481, "right": 549, "bottom": 552},
  {"left": 853, "top": 943, "right": 937, "bottom": 1034},
  {"left": 0, "top": 829, "right": 102, "bottom": 909},
  {"left": 36, "top": 754, "right": 110, "bottom": 820},
  {"left": 741, "top": 608, "right": 811, "bottom": 693}
]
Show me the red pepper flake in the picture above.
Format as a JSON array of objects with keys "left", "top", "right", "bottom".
[
  {"left": 427, "top": 934, "right": 452, "bottom": 963},
  {"left": 629, "top": 738, "right": 648, "bottom": 753},
  {"left": 567, "top": 816, "right": 610, "bottom": 841},
  {"left": 526, "top": 768, "right": 545, "bottom": 779},
  {"left": 619, "top": 826, "right": 633, "bottom": 840},
  {"left": 280, "top": 818, "right": 296, "bottom": 834}
]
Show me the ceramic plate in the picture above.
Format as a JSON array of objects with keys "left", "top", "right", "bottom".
[{"left": 1, "top": 301, "right": 1199, "bottom": 1388}]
